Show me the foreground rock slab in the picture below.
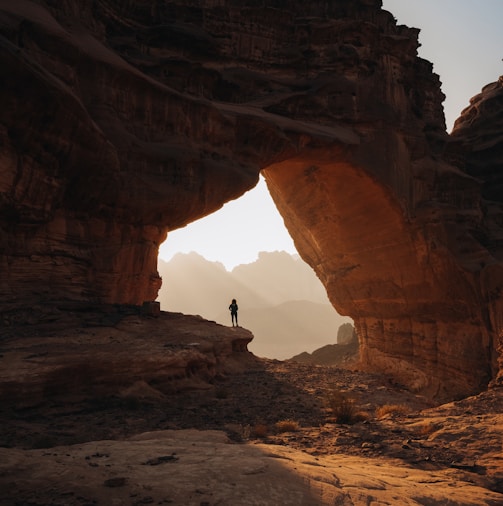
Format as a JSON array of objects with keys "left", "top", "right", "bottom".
[
  {"left": 0, "top": 310, "right": 254, "bottom": 404},
  {"left": 1, "top": 429, "right": 501, "bottom": 506},
  {"left": 1, "top": 313, "right": 501, "bottom": 505}
]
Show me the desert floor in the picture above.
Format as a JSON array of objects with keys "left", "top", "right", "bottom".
[{"left": 1, "top": 354, "right": 502, "bottom": 505}]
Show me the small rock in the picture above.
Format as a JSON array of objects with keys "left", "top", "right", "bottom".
[{"left": 451, "top": 461, "right": 476, "bottom": 470}]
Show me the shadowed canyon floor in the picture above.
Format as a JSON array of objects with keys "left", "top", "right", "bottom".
[{"left": 0, "top": 312, "right": 502, "bottom": 505}]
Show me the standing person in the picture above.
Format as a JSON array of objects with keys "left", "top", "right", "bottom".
[{"left": 229, "top": 298, "right": 238, "bottom": 327}]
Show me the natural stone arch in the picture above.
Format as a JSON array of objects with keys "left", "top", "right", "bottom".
[
  {"left": 263, "top": 150, "right": 495, "bottom": 399},
  {"left": 0, "top": 0, "right": 502, "bottom": 401}
]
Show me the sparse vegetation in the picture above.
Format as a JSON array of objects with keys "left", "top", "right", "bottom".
[
  {"left": 375, "top": 404, "right": 411, "bottom": 419},
  {"left": 415, "top": 422, "right": 440, "bottom": 438},
  {"left": 274, "top": 419, "right": 300, "bottom": 433},
  {"left": 326, "top": 389, "right": 359, "bottom": 424},
  {"left": 250, "top": 423, "right": 269, "bottom": 438}
]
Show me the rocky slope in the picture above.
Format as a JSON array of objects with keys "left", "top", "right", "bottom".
[
  {"left": 289, "top": 331, "right": 359, "bottom": 366},
  {"left": 1, "top": 1, "right": 503, "bottom": 400},
  {"left": 1, "top": 336, "right": 502, "bottom": 505}
]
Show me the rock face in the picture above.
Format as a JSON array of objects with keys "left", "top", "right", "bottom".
[
  {"left": 447, "top": 79, "right": 503, "bottom": 391},
  {"left": 0, "top": 308, "right": 255, "bottom": 404},
  {"left": 1, "top": 1, "right": 502, "bottom": 399}
]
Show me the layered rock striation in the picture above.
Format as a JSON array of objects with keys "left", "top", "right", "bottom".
[{"left": 1, "top": 0, "right": 502, "bottom": 399}]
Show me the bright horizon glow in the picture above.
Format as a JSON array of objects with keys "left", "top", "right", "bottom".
[
  {"left": 159, "top": 1, "right": 503, "bottom": 270},
  {"left": 159, "top": 176, "right": 297, "bottom": 270}
]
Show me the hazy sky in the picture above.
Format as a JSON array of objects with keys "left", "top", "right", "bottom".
[{"left": 159, "top": 1, "right": 503, "bottom": 270}]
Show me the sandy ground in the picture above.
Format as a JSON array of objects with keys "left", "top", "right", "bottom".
[{"left": 1, "top": 359, "right": 502, "bottom": 505}]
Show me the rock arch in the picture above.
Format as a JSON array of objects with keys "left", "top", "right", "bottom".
[
  {"left": 263, "top": 150, "right": 496, "bottom": 399},
  {"left": 1, "top": 0, "right": 502, "bottom": 399}
]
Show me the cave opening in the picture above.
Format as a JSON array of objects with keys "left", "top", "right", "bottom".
[{"left": 157, "top": 175, "right": 353, "bottom": 360}]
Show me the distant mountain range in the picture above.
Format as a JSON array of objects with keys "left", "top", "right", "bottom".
[{"left": 157, "top": 251, "right": 353, "bottom": 359}]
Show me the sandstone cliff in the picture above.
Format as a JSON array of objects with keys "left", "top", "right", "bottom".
[{"left": 1, "top": 0, "right": 502, "bottom": 400}]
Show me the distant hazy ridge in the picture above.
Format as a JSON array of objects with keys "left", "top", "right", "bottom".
[{"left": 157, "top": 251, "right": 352, "bottom": 359}]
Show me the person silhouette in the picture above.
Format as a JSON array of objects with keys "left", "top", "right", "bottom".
[{"left": 229, "top": 298, "right": 238, "bottom": 327}]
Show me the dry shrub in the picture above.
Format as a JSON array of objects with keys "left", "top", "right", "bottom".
[
  {"left": 274, "top": 419, "right": 300, "bottom": 433},
  {"left": 416, "top": 422, "right": 439, "bottom": 438},
  {"left": 375, "top": 404, "right": 411, "bottom": 419},
  {"left": 251, "top": 423, "right": 269, "bottom": 438},
  {"left": 326, "top": 389, "right": 359, "bottom": 424}
]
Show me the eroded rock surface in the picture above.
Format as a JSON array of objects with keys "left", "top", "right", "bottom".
[
  {"left": 1, "top": 356, "right": 502, "bottom": 505},
  {"left": 1, "top": 1, "right": 503, "bottom": 399},
  {"left": 449, "top": 79, "right": 503, "bottom": 387},
  {"left": 0, "top": 309, "right": 254, "bottom": 405},
  {"left": 2, "top": 429, "right": 502, "bottom": 506}
]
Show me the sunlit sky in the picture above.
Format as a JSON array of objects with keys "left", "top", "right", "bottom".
[{"left": 159, "top": 0, "right": 503, "bottom": 270}]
